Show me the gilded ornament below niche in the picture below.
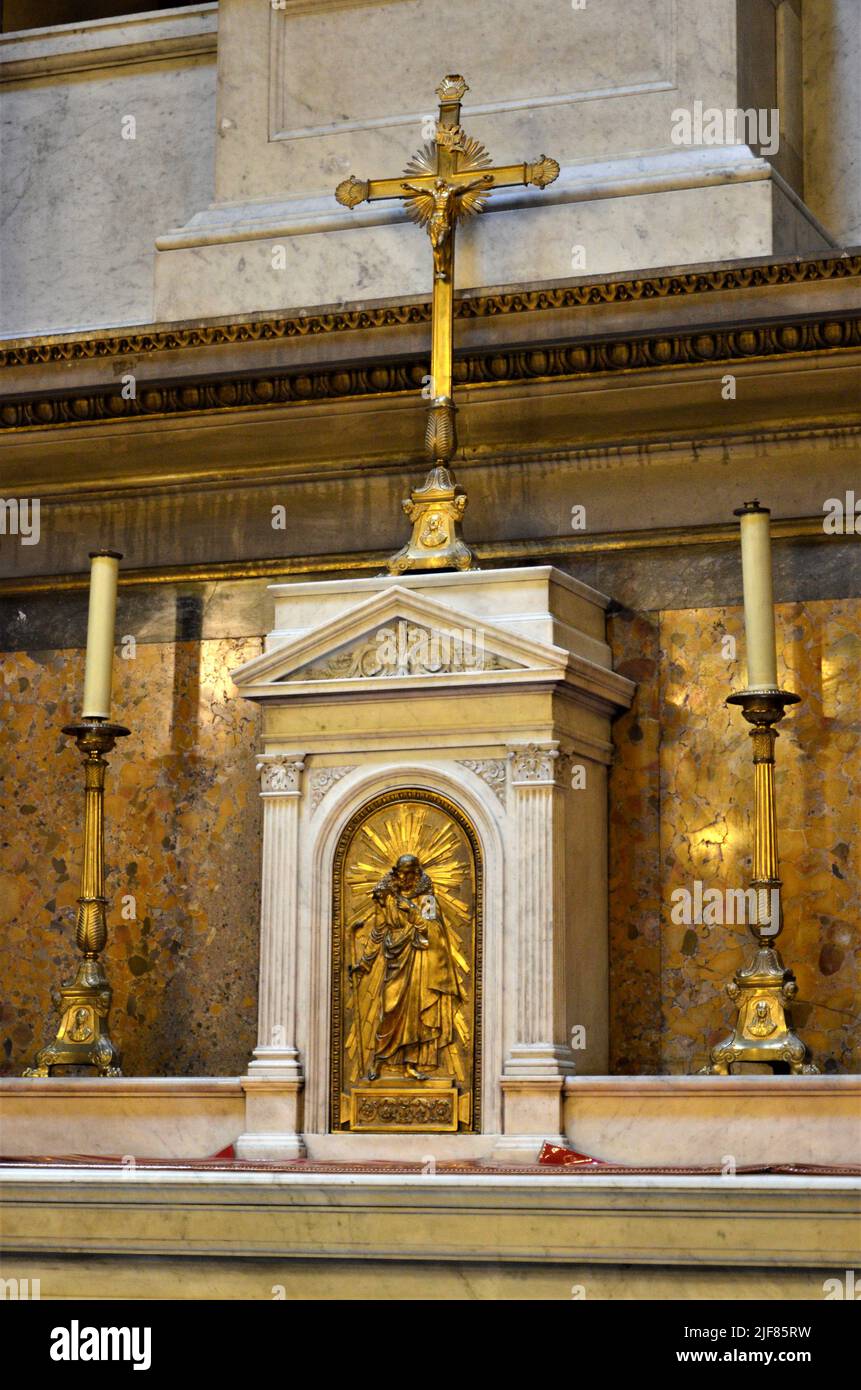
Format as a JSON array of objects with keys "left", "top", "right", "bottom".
[{"left": 331, "top": 790, "right": 481, "bottom": 1132}]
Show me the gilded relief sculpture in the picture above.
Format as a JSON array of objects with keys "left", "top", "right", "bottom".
[
  {"left": 348, "top": 854, "right": 463, "bottom": 1082},
  {"left": 332, "top": 792, "right": 481, "bottom": 1132}
]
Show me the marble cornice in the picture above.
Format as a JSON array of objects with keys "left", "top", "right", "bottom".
[
  {"left": 1, "top": 307, "right": 859, "bottom": 434},
  {"left": 2, "top": 1168, "right": 858, "bottom": 1267},
  {"left": 2, "top": 253, "right": 859, "bottom": 375},
  {"left": 0, "top": 1077, "right": 243, "bottom": 1097},
  {"left": 0, "top": 5, "right": 218, "bottom": 84}
]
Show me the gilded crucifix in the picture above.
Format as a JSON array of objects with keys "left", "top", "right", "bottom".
[{"left": 336, "top": 75, "right": 559, "bottom": 573}]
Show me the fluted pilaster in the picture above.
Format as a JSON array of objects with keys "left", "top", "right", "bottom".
[
  {"left": 504, "top": 744, "right": 573, "bottom": 1079},
  {"left": 249, "top": 754, "right": 306, "bottom": 1076}
]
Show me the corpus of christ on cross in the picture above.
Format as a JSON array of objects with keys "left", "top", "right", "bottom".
[{"left": 335, "top": 75, "right": 560, "bottom": 573}]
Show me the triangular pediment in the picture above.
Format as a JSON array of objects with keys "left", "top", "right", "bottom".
[{"left": 231, "top": 583, "right": 570, "bottom": 694}]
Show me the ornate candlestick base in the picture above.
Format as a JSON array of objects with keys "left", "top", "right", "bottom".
[
  {"left": 23, "top": 720, "right": 129, "bottom": 1078},
  {"left": 704, "top": 943, "right": 817, "bottom": 1075},
  {"left": 23, "top": 956, "right": 121, "bottom": 1078},
  {"left": 700, "top": 689, "right": 818, "bottom": 1075}
]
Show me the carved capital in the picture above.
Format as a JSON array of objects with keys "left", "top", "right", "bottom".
[
  {"left": 508, "top": 743, "right": 561, "bottom": 786},
  {"left": 257, "top": 754, "right": 306, "bottom": 796}
]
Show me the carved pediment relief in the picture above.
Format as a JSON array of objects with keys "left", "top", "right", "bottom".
[{"left": 278, "top": 618, "right": 522, "bottom": 682}]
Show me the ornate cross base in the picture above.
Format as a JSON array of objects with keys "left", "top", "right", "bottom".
[
  {"left": 388, "top": 459, "right": 472, "bottom": 574},
  {"left": 701, "top": 944, "right": 819, "bottom": 1076},
  {"left": 23, "top": 957, "right": 121, "bottom": 1078}
]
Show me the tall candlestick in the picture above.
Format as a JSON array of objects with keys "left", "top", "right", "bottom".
[
  {"left": 22, "top": 720, "right": 130, "bottom": 1077},
  {"left": 24, "top": 547, "right": 130, "bottom": 1076},
  {"left": 734, "top": 501, "right": 778, "bottom": 690},
  {"left": 82, "top": 549, "right": 121, "bottom": 719},
  {"left": 699, "top": 502, "right": 817, "bottom": 1076}
]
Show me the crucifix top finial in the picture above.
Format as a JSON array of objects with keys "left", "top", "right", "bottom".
[
  {"left": 435, "top": 74, "right": 468, "bottom": 102},
  {"left": 334, "top": 75, "right": 560, "bottom": 574}
]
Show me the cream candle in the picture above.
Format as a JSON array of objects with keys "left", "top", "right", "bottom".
[
  {"left": 735, "top": 501, "right": 778, "bottom": 690},
  {"left": 82, "top": 550, "right": 122, "bottom": 719}
]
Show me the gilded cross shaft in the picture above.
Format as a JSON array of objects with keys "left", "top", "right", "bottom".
[{"left": 335, "top": 75, "right": 559, "bottom": 573}]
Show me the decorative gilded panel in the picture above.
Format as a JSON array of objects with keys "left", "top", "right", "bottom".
[{"left": 331, "top": 788, "right": 482, "bottom": 1130}]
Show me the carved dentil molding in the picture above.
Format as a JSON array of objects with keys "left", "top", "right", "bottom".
[
  {"left": 5, "top": 309, "right": 858, "bottom": 431},
  {"left": 3, "top": 254, "right": 857, "bottom": 370},
  {"left": 3, "top": 256, "right": 860, "bottom": 434}
]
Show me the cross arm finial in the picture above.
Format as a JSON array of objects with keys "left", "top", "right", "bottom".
[
  {"left": 433, "top": 74, "right": 467, "bottom": 107},
  {"left": 335, "top": 176, "right": 370, "bottom": 209},
  {"left": 525, "top": 156, "right": 561, "bottom": 188},
  {"left": 435, "top": 74, "right": 468, "bottom": 103}
]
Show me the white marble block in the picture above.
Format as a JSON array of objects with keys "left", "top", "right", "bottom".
[
  {"left": 153, "top": 0, "right": 833, "bottom": 323},
  {"left": 231, "top": 566, "right": 634, "bottom": 1161},
  {"left": 0, "top": 6, "right": 218, "bottom": 339}
]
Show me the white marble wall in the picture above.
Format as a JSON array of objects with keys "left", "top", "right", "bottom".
[
  {"left": 0, "top": 6, "right": 217, "bottom": 339},
  {"left": 153, "top": 0, "right": 834, "bottom": 322},
  {"left": 216, "top": 0, "right": 730, "bottom": 202},
  {"left": 2, "top": 0, "right": 855, "bottom": 338},
  {"left": 803, "top": 0, "right": 861, "bottom": 245},
  {"left": 154, "top": 174, "right": 830, "bottom": 323}
]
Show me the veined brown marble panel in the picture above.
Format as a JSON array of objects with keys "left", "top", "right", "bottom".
[
  {"left": 607, "top": 609, "right": 663, "bottom": 1073},
  {"left": 0, "top": 639, "right": 262, "bottom": 1078},
  {"left": 610, "top": 598, "right": 860, "bottom": 1075}
]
